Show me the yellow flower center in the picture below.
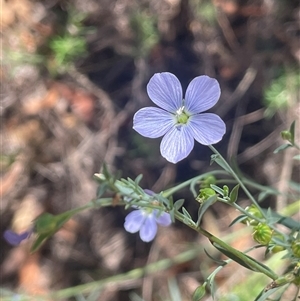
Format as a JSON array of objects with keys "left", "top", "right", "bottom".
[{"left": 176, "top": 106, "right": 189, "bottom": 124}]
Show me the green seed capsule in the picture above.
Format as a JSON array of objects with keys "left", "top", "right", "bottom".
[{"left": 253, "top": 223, "right": 273, "bottom": 245}]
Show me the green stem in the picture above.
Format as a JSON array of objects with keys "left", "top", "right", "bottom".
[
  {"left": 208, "top": 145, "right": 267, "bottom": 219},
  {"left": 293, "top": 142, "right": 300, "bottom": 150},
  {"left": 163, "top": 166, "right": 289, "bottom": 201},
  {"left": 174, "top": 210, "right": 278, "bottom": 280},
  {"left": 162, "top": 170, "right": 228, "bottom": 198},
  {"left": 1, "top": 247, "right": 208, "bottom": 301},
  {"left": 280, "top": 199, "right": 300, "bottom": 216},
  {"left": 220, "top": 179, "right": 281, "bottom": 196}
]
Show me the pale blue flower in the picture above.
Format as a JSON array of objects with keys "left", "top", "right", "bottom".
[
  {"left": 124, "top": 209, "right": 171, "bottom": 242},
  {"left": 133, "top": 72, "right": 226, "bottom": 163}
]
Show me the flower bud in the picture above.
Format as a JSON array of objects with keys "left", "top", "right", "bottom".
[
  {"left": 223, "top": 185, "right": 229, "bottom": 197},
  {"left": 253, "top": 223, "right": 272, "bottom": 245},
  {"left": 245, "top": 205, "right": 263, "bottom": 226},
  {"left": 281, "top": 130, "right": 292, "bottom": 142},
  {"left": 200, "top": 175, "right": 216, "bottom": 188},
  {"left": 192, "top": 283, "right": 207, "bottom": 301},
  {"left": 270, "top": 245, "right": 285, "bottom": 253},
  {"left": 196, "top": 188, "right": 216, "bottom": 204},
  {"left": 291, "top": 240, "right": 300, "bottom": 258}
]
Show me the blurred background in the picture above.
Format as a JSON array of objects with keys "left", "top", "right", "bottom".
[{"left": 1, "top": 0, "right": 299, "bottom": 300}]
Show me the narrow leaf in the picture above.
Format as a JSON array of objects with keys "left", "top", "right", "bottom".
[
  {"left": 210, "top": 154, "right": 231, "bottom": 172},
  {"left": 258, "top": 191, "right": 271, "bottom": 202},
  {"left": 197, "top": 195, "right": 218, "bottom": 225},
  {"left": 35, "top": 213, "right": 56, "bottom": 234},
  {"left": 229, "top": 184, "right": 239, "bottom": 203},
  {"left": 134, "top": 174, "right": 143, "bottom": 185},
  {"left": 289, "top": 120, "right": 296, "bottom": 144},
  {"left": 210, "top": 184, "right": 224, "bottom": 196},
  {"left": 31, "top": 233, "right": 51, "bottom": 253},
  {"left": 273, "top": 144, "right": 292, "bottom": 154},
  {"left": 96, "top": 183, "right": 109, "bottom": 198},
  {"left": 261, "top": 209, "right": 300, "bottom": 230},
  {"left": 182, "top": 207, "right": 192, "bottom": 220},
  {"left": 204, "top": 249, "right": 226, "bottom": 265},
  {"left": 228, "top": 215, "right": 248, "bottom": 227},
  {"left": 212, "top": 242, "right": 276, "bottom": 276},
  {"left": 174, "top": 199, "right": 185, "bottom": 210},
  {"left": 254, "top": 285, "right": 287, "bottom": 301}
]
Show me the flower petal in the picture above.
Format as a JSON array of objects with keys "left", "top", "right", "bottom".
[
  {"left": 160, "top": 125, "right": 194, "bottom": 163},
  {"left": 139, "top": 215, "right": 157, "bottom": 242},
  {"left": 147, "top": 72, "right": 183, "bottom": 112},
  {"left": 133, "top": 107, "right": 175, "bottom": 138},
  {"left": 154, "top": 210, "right": 172, "bottom": 226},
  {"left": 144, "top": 189, "right": 155, "bottom": 196},
  {"left": 188, "top": 113, "right": 226, "bottom": 145},
  {"left": 124, "top": 210, "right": 145, "bottom": 233},
  {"left": 185, "top": 76, "right": 221, "bottom": 114},
  {"left": 4, "top": 230, "right": 30, "bottom": 246}
]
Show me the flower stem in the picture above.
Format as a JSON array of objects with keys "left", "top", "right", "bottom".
[
  {"left": 208, "top": 145, "right": 267, "bottom": 219},
  {"left": 174, "top": 210, "right": 278, "bottom": 280},
  {"left": 162, "top": 170, "right": 228, "bottom": 198}
]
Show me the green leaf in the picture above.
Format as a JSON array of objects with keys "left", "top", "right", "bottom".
[
  {"left": 53, "top": 211, "right": 76, "bottom": 229},
  {"left": 96, "top": 183, "right": 109, "bottom": 198},
  {"left": 293, "top": 154, "right": 300, "bottom": 160},
  {"left": 229, "top": 184, "right": 239, "bottom": 203},
  {"left": 261, "top": 209, "right": 300, "bottom": 230},
  {"left": 289, "top": 120, "right": 296, "bottom": 145},
  {"left": 265, "top": 208, "right": 282, "bottom": 225},
  {"left": 210, "top": 154, "right": 231, "bottom": 172},
  {"left": 289, "top": 180, "right": 300, "bottom": 192},
  {"left": 35, "top": 213, "right": 56, "bottom": 234},
  {"left": 134, "top": 174, "right": 143, "bottom": 185},
  {"left": 30, "top": 233, "right": 51, "bottom": 253},
  {"left": 174, "top": 199, "right": 185, "bottom": 210},
  {"left": 210, "top": 184, "right": 224, "bottom": 196},
  {"left": 182, "top": 207, "right": 192, "bottom": 220},
  {"left": 204, "top": 249, "right": 226, "bottom": 265},
  {"left": 192, "top": 283, "right": 207, "bottom": 301},
  {"left": 258, "top": 190, "right": 271, "bottom": 202},
  {"left": 31, "top": 210, "right": 80, "bottom": 253},
  {"left": 212, "top": 242, "right": 276, "bottom": 276},
  {"left": 273, "top": 143, "right": 292, "bottom": 154},
  {"left": 156, "top": 193, "right": 171, "bottom": 208},
  {"left": 115, "top": 179, "right": 141, "bottom": 198},
  {"left": 228, "top": 215, "right": 248, "bottom": 227},
  {"left": 254, "top": 285, "right": 288, "bottom": 301},
  {"left": 197, "top": 195, "right": 218, "bottom": 225},
  {"left": 102, "top": 163, "right": 111, "bottom": 180}
]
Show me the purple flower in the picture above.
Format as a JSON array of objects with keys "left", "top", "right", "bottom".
[
  {"left": 133, "top": 72, "right": 226, "bottom": 163},
  {"left": 4, "top": 230, "right": 31, "bottom": 246},
  {"left": 124, "top": 209, "right": 171, "bottom": 242}
]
